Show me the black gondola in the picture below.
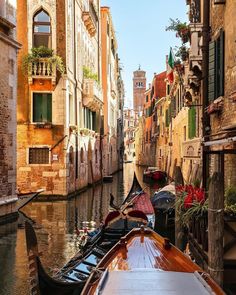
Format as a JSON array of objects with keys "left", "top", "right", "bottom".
[
  {"left": 25, "top": 174, "right": 150, "bottom": 295},
  {"left": 151, "top": 184, "right": 175, "bottom": 244}
]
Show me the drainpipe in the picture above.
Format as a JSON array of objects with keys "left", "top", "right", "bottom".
[
  {"left": 202, "top": 0, "right": 210, "bottom": 190},
  {"left": 74, "top": 0, "right": 79, "bottom": 184}
]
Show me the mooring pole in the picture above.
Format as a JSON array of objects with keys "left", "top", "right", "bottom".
[
  {"left": 174, "top": 166, "right": 184, "bottom": 249},
  {"left": 208, "top": 172, "right": 224, "bottom": 286}
]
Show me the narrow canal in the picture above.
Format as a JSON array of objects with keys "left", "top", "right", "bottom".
[{"left": 0, "top": 163, "right": 154, "bottom": 295}]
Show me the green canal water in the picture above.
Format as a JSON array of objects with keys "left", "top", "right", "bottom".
[{"left": 0, "top": 164, "right": 154, "bottom": 295}]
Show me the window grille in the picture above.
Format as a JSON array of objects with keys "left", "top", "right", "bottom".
[{"left": 29, "top": 148, "right": 49, "bottom": 164}]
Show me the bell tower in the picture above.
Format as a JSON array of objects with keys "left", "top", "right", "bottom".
[{"left": 133, "top": 66, "right": 146, "bottom": 112}]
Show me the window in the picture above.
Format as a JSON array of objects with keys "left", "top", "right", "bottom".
[
  {"left": 208, "top": 30, "right": 224, "bottom": 102},
  {"left": 33, "top": 93, "right": 52, "bottom": 123},
  {"left": 84, "top": 107, "right": 96, "bottom": 131},
  {"left": 167, "top": 84, "right": 170, "bottom": 95},
  {"left": 136, "top": 82, "right": 143, "bottom": 88},
  {"left": 29, "top": 147, "right": 49, "bottom": 164},
  {"left": 33, "top": 10, "right": 51, "bottom": 48}
]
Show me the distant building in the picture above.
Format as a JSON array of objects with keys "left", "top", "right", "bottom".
[
  {"left": 101, "top": 6, "right": 124, "bottom": 175},
  {"left": 123, "top": 109, "right": 139, "bottom": 163},
  {"left": 133, "top": 68, "right": 146, "bottom": 113},
  {"left": 0, "top": 0, "right": 21, "bottom": 220}
]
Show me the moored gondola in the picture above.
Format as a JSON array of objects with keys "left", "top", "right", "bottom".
[
  {"left": 25, "top": 173, "right": 152, "bottom": 295},
  {"left": 151, "top": 183, "right": 175, "bottom": 243},
  {"left": 17, "top": 189, "right": 44, "bottom": 211},
  {"left": 143, "top": 167, "right": 168, "bottom": 185}
]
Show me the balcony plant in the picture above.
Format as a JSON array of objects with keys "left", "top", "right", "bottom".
[
  {"left": 83, "top": 66, "right": 99, "bottom": 82},
  {"left": 166, "top": 18, "right": 190, "bottom": 44},
  {"left": 175, "top": 44, "right": 189, "bottom": 62},
  {"left": 22, "top": 46, "right": 64, "bottom": 75}
]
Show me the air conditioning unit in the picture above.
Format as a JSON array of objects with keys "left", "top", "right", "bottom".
[{"left": 214, "top": 0, "right": 226, "bottom": 4}]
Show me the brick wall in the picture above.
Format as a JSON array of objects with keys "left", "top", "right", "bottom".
[{"left": 0, "top": 33, "right": 18, "bottom": 216}]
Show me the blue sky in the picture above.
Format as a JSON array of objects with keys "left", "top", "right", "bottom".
[{"left": 101, "top": 0, "right": 188, "bottom": 108}]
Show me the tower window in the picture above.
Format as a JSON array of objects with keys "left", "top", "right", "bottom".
[{"left": 136, "top": 82, "right": 143, "bottom": 88}]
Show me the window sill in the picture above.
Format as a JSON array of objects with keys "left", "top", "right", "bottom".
[{"left": 33, "top": 123, "right": 53, "bottom": 129}]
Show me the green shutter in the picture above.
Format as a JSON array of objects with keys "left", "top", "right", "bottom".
[
  {"left": 188, "top": 107, "right": 196, "bottom": 139},
  {"left": 46, "top": 94, "right": 52, "bottom": 122},
  {"left": 33, "top": 93, "right": 42, "bottom": 122},
  {"left": 219, "top": 30, "right": 224, "bottom": 97},
  {"left": 208, "top": 41, "right": 215, "bottom": 102},
  {"left": 33, "top": 93, "right": 52, "bottom": 123}
]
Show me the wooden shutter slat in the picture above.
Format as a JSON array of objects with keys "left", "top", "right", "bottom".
[
  {"left": 219, "top": 30, "right": 224, "bottom": 97},
  {"left": 208, "top": 41, "right": 215, "bottom": 102}
]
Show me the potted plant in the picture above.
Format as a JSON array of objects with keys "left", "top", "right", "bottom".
[
  {"left": 175, "top": 185, "right": 207, "bottom": 227},
  {"left": 166, "top": 18, "right": 190, "bottom": 44},
  {"left": 22, "top": 46, "right": 64, "bottom": 75}
]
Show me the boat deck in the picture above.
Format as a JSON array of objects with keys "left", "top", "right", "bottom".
[
  {"left": 83, "top": 229, "right": 225, "bottom": 295},
  {"left": 107, "top": 236, "right": 201, "bottom": 272}
]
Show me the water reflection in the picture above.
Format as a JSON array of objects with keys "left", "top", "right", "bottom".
[{"left": 0, "top": 164, "right": 149, "bottom": 295}]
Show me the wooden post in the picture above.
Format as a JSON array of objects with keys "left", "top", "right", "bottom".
[
  {"left": 208, "top": 172, "right": 224, "bottom": 286},
  {"left": 174, "top": 166, "right": 184, "bottom": 249}
]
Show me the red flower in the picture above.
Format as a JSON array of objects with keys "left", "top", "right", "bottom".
[{"left": 177, "top": 185, "right": 205, "bottom": 209}]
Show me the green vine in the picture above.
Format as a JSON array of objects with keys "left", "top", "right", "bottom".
[{"left": 22, "top": 46, "right": 65, "bottom": 75}]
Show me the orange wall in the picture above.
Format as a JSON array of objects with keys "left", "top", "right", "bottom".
[{"left": 17, "top": 0, "right": 29, "bottom": 123}]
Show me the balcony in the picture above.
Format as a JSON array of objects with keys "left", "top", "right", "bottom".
[
  {"left": 82, "top": 78, "right": 103, "bottom": 111},
  {"left": 82, "top": 0, "right": 97, "bottom": 37},
  {"left": 186, "top": 0, "right": 203, "bottom": 84},
  {"left": 28, "top": 58, "right": 56, "bottom": 85}
]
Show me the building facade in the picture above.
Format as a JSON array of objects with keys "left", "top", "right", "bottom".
[
  {"left": 123, "top": 109, "right": 138, "bottom": 163},
  {"left": 100, "top": 6, "right": 123, "bottom": 176},
  {"left": 0, "top": 0, "right": 21, "bottom": 219},
  {"left": 16, "top": 0, "right": 123, "bottom": 197}
]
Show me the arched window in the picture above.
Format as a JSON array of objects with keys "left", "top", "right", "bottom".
[{"left": 33, "top": 10, "right": 51, "bottom": 48}]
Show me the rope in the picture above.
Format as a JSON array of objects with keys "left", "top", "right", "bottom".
[
  {"left": 208, "top": 266, "right": 224, "bottom": 272},
  {"left": 208, "top": 208, "right": 224, "bottom": 213}
]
